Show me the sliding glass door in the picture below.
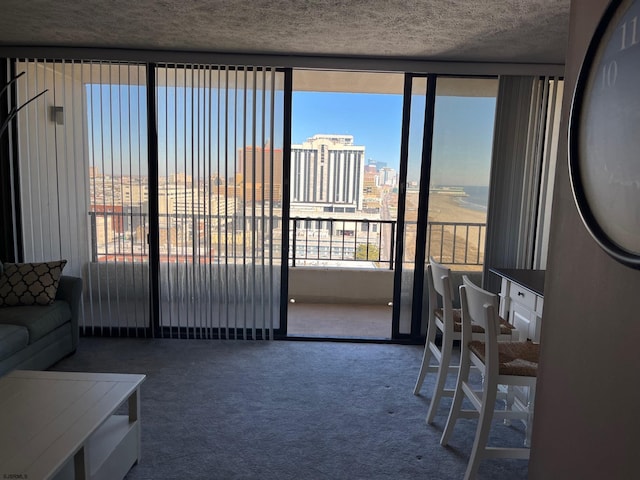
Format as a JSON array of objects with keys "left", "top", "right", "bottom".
[
  {"left": 154, "top": 65, "right": 285, "bottom": 339},
  {"left": 286, "top": 70, "right": 404, "bottom": 339},
  {"left": 427, "top": 77, "right": 498, "bottom": 270},
  {"left": 393, "top": 75, "right": 430, "bottom": 337},
  {"left": 12, "top": 59, "right": 285, "bottom": 339},
  {"left": 393, "top": 75, "right": 499, "bottom": 338}
]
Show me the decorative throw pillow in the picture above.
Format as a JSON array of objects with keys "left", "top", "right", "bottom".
[{"left": 0, "top": 260, "right": 67, "bottom": 307}]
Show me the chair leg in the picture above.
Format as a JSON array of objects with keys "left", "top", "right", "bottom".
[
  {"left": 440, "top": 344, "right": 470, "bottom": 446},
  {"left": 464, "top": 379, "right": 498, "bottom": 480},
  {"left": 524, "top": 385, "right": 536, "bottom": 448},
  {"left": 426, "top": 331, "right": 453, "bottom": 424},
  {"left": 503, "top": 385, "right": 515, "bottom": 426},
  {"left": 413, "top": 324, "right": 436, "bottom": 395},
  {"left": 524, "top": 410, "right": 533, "bottom": 448}
]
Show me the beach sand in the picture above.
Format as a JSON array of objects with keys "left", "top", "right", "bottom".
[
  {"left": 427, "top": 193, "right": 487, "bottom": 224},
  {"left": 428, "top": 194, "right": 487, "bottom": 270},
  {"left": 403, "top": 192, "right": 487, "bottom": 271}
]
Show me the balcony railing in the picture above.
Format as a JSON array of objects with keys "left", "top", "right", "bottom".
[
  {"left": 290, "top": 216, "right": 396, "bottom": 269},
  {"left": 427, "top": 221, "right": 486, "bottom": 267},
  {"left": 88, "top": 212, "right": 485, "bottom": 268}
]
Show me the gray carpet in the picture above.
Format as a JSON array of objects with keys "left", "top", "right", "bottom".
[{"left": 52, "top": 338, "right": 529, "bottom": 479}]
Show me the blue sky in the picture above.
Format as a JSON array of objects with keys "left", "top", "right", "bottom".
[
  {"left": 291, "top": 92, "right": 403, "bottom": 167},
  {"left": 292, "top": 91, "right": 497, "bottom": 186},
  {"left": 431, "top": 95, "right": 497, "bottom": 186}
]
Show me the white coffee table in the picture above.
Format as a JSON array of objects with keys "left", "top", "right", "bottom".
[{"left": 0, "top": 370, "right": 145, "bottom": 480}]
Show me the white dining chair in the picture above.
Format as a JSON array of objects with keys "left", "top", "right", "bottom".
[
  {"left": 440, "top": 275, "right": 539, "bottom": 480},
  {"left": 413, "top": 258, "right": 516, "bottom": 425}
]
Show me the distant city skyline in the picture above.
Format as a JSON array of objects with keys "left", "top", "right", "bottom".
[{"left": 86, "top": 83, "right": 497, "bottom": 188}]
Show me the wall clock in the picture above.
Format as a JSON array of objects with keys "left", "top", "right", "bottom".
[{"left": 569, "top": 0, "right": 640, "bottom": 268}]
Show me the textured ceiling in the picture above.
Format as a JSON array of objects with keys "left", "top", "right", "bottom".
[{"left": 0, "top": 0, "right": 570, "bottom": 64}]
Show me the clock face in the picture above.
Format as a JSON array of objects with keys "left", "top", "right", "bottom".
[{"left": 571, "top": 0, "right": 640, "bottom": 267}]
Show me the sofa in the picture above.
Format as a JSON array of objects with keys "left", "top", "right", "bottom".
[{"left": 0, "top": 275, "right": 82, "bottom": 377}]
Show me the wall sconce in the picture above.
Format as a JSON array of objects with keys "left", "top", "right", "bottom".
[{"left": 50, "top": 106, "right": 64, "bottom": 125}]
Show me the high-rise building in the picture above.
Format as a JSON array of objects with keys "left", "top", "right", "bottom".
[
  {"left": 237, "top": 144, "right": 283, "bottom": 203},
  {"left": 168, "top": 172, "right": 193, "bottom": 187},
  {"left": 290, "top": 134, "right": 365, "bottom": 210},
  {"left": 121, "top": 184, "right": 149, "bottom": 205},
  {"left": 362, "top": 168, "right": 381, "bottom": 213},
  {"left": 158, "top": 186, "right": 236, "bottom": 218},
  {"left": 379, "top": 167, "right": 398, "bottom": 187}
]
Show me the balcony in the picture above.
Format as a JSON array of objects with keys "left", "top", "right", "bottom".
[{"left": 87, "top": 211, "right": 485, "bottom": 338}]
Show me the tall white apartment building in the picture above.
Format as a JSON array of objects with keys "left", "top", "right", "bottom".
[{"left": 290, "top": 134, "right": 365, "bottom": 211}]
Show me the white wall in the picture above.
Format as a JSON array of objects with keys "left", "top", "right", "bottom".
[
  {"left": 288, "top": 267, "right": 394, "bottom": 304},
  {"left": 16, "top": 61, "right": 89, "bottom": 276},
  {"left": 529, "top": 1, "right": 640, "bottom": 478}
]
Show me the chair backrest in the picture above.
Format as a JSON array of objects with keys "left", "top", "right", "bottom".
[
  {"left": 460, "top": 275, "right": 500, "bottom": 337},
  {"left": 429, "top": 257, "right": 454, "bottom": 312}
]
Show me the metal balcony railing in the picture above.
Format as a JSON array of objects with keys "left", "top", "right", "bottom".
[
  {"left": 290, "top": 216, "right": 397, "bottom": 269},
  {"left": 88, "top": 211, "right": 486, "bottom": 268},
  {"left": 426, "top": 221, "right": 486, "bottom": 267}
]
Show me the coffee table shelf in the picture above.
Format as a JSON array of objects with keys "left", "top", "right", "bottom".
[{"left": 0, "top": 370, "right": 145, "bottom": 480}]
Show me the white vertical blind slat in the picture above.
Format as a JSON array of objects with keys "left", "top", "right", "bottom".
[
  {"left": 232, "top": 67, "right": 239, "bottom": 338},
  {"left": 269, "top": 68, "right": 276, "bottom": 338},
  {"left": 251, "top": 69, "right": 257, "bottom": 340},
  {"left": 260, "top": 69, "right": 266, "bottom": 339},
  {"left": 242, "top": 67, "right": 248, "bottom": 339},
  {"left": 34, "top": 61, "right": 44, "bottom": 259},
  {"left": 215, "top": 68, "right": 226, "bottom": 337}
]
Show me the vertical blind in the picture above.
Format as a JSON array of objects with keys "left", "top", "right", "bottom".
[
  {"left": 483, "top": 75, "right": 563, "bottom": 292},
  {"left": 15, "top": 60, "right": 150, "bottom": 334},
  {"left": 13, "top": 59, "right": 284, "bottom": 339},
  {"left": 155, "top": 65, "right": 284, "bottom": 339},
  {"left": 534, "top": 78, "right": 564, "bottom": 269}
]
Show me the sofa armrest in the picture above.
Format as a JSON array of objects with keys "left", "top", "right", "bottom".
[{"left": 56, "top": 275, "right": 82, "bottom": 349}]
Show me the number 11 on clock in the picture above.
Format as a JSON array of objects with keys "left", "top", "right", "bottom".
[{"left": 619, "top": 15, "right": 638, "bottom": 50}]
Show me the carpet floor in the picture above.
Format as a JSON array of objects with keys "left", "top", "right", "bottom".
[{"left": 52, "top": 337, "right": 530, "bottom": 479}]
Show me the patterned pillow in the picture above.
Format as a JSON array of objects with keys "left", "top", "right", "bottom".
[{"left": 0, "top": 260, "right": 67, "bottom": 307}]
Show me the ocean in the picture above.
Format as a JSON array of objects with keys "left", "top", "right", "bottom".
[{"left": 455, "top": 185, "right": 490, "bottom": 212}]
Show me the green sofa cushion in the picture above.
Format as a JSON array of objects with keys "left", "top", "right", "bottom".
[
  {"left": 0, "top": 324, "right": 29, "bottom": 361},
  {"left": 0, "top": 300, "right": 71, "bottom": 344}
]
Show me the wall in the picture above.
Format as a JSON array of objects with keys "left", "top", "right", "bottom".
[
  {"left": 16, "top": 61, "right": 89, "bottom": 276},
  {"left": 288, "top": 267, "right": 394, "bottom": 304},
  {"left": 529, "top": 1, "right": 640, "bottom": 478}
]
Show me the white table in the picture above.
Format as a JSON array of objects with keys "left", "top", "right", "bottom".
[
  {"left": 0, "top": 370, "right": 145, "bottom": 480},
  {"left": 490, "top": 268, "right": 545, "bottom": 446},
  {"left": 491, "top": 268, "right": 545, "bottom": 342}
]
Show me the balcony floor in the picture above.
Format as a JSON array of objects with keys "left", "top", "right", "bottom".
[{"left": 287, "top": 302, "right": 392, "bottom": 339}]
